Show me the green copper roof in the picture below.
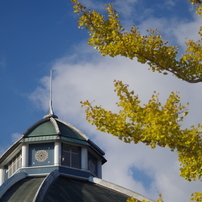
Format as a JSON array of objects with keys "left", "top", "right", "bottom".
[
  {"left": 0, "top": 177, "right": 45, "bottom": 202},
  {"left": 57, "top": 121, "right": 85, "bottom": 140},
  {"left": 43, "top": 176, "right": 130, "bottom": 202},
  {"left": 26, "top": 121, "right": 57, "bottom": 137},
  {"left": 23, "top": 117, "right": 87, "bottom": 142}
]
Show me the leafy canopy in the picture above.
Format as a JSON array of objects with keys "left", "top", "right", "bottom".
[{"left": 72, "top": 0, "right": 202, "bottom": 201}]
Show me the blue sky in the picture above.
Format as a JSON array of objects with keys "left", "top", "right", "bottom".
[
  {"left": 0, "top": 0, "right": 79, "bottom": 140},
  {"left": 0, "top": 0, "right": 202, "bottom": 201}
]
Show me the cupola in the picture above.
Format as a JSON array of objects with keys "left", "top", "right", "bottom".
[{"left": 0, "top": 112, "right": 106, "bottom": 186}]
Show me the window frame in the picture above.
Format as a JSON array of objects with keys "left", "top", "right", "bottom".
[
  {"left": 61, "top": 144, "right": 81, "bottom": 169},
  {"left": 6, "top": 152, "right": 22, "bottom": 179}
]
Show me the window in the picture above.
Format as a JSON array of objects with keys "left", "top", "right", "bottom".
[
  {"left": 62, "top": 144, "right": 80, "bottom": 169},
  {"left": 6, "top": 152, "right": 22, "bottom": 179}
]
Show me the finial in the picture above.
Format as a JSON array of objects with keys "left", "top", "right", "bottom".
[
  {"left": 44, "top": 70, "right": 58, "bottom": 119},
  {"left": 49, "top": 70, "right": 54, "bottom": 115}
]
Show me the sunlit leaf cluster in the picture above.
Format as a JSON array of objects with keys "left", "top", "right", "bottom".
[
  {"left": 72, "top": 0, "right": 202, "bottom": 83},
  {"left": 81, "top": 80, "right": 202, "bottom": 182},
  {"left": 189, "top": 0, "right": 202, "bottom": 17},
  {"left": 191, "top": 192, "right": 202, "bottom": 202}
]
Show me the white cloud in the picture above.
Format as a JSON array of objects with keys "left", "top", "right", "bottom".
[
  {"left": 164, "top": 0, "right": 175, "bottom": 7},
  {"left": 172, "top": 15, "right": 201, "bottom": 47},
  {"left": 30, "top": 45, "right": 202, "bottom": 201},
  {"left": 78, "top": 0, "right": 105, "bottom": 10},
  {"left": 11, "top": 133, "right": 22, "bottom": 143},
  {"left": 114, "top": 0, "right": 137, "bottom": 18},
  {"left": 137, "top": 13, "right": 201, "bottom": 50},
  {"left": 78, "top": 0, "right": 138, "bottom": 18}
]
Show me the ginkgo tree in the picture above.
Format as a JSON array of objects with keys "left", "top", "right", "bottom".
[{"left": 71, "top": 0, "right": 202, "bottom": 201}]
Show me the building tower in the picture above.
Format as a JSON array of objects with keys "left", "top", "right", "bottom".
[{"left": 0, "top": 73, "right": 153, "bottom": 201}]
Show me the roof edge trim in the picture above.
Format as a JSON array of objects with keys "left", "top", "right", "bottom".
[
  {"left": 0, "top": 137, "right": 23, "bottom": 164},
  {"left": 88, "top": 139, "right": 105, "bottom": 156},
  {"left": 34, "top": 169, "right": 60, "bottom": 202},
  {"left": 0, "top": 171, "right": 27, "bottom": 198},
  {"left": 89, "top": 177, "right": 154, "bottom": 202},
  {"left": 56, "top": 119, "right": 89, "bottom": 141},
  {"left": 50, "top": 117, "right": 60, "bottom": 135}
]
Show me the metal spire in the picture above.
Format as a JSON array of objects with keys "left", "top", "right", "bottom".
[
  {"left": 44, "top": 70, "right": 58, "bottom": 118},
  {"left": 49, "top": 70, "right": 54, "bottom": 115}
]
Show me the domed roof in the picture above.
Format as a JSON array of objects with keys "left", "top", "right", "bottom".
[
  {"left": 23, "top": 116, "right": 88, "bottom": 143},
  {"left": 0, "top": 171, "right": 152, "bottom": 202},
  {"left": 22, "top": 114, "right": 105, "bottom": 157}
]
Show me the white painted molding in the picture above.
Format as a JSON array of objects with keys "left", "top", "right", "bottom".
[
  {"left": 81, "top": 147, "right": 88, "bottom": 171},
  {"left": 0, "top": 168, "right": 5, "bottom": 186},
  {"left": 54, "top": 142, "right": 61, "bottom": 166},
  {"left": 22, "top": 144, "right": 28, "bottom": 167}
]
